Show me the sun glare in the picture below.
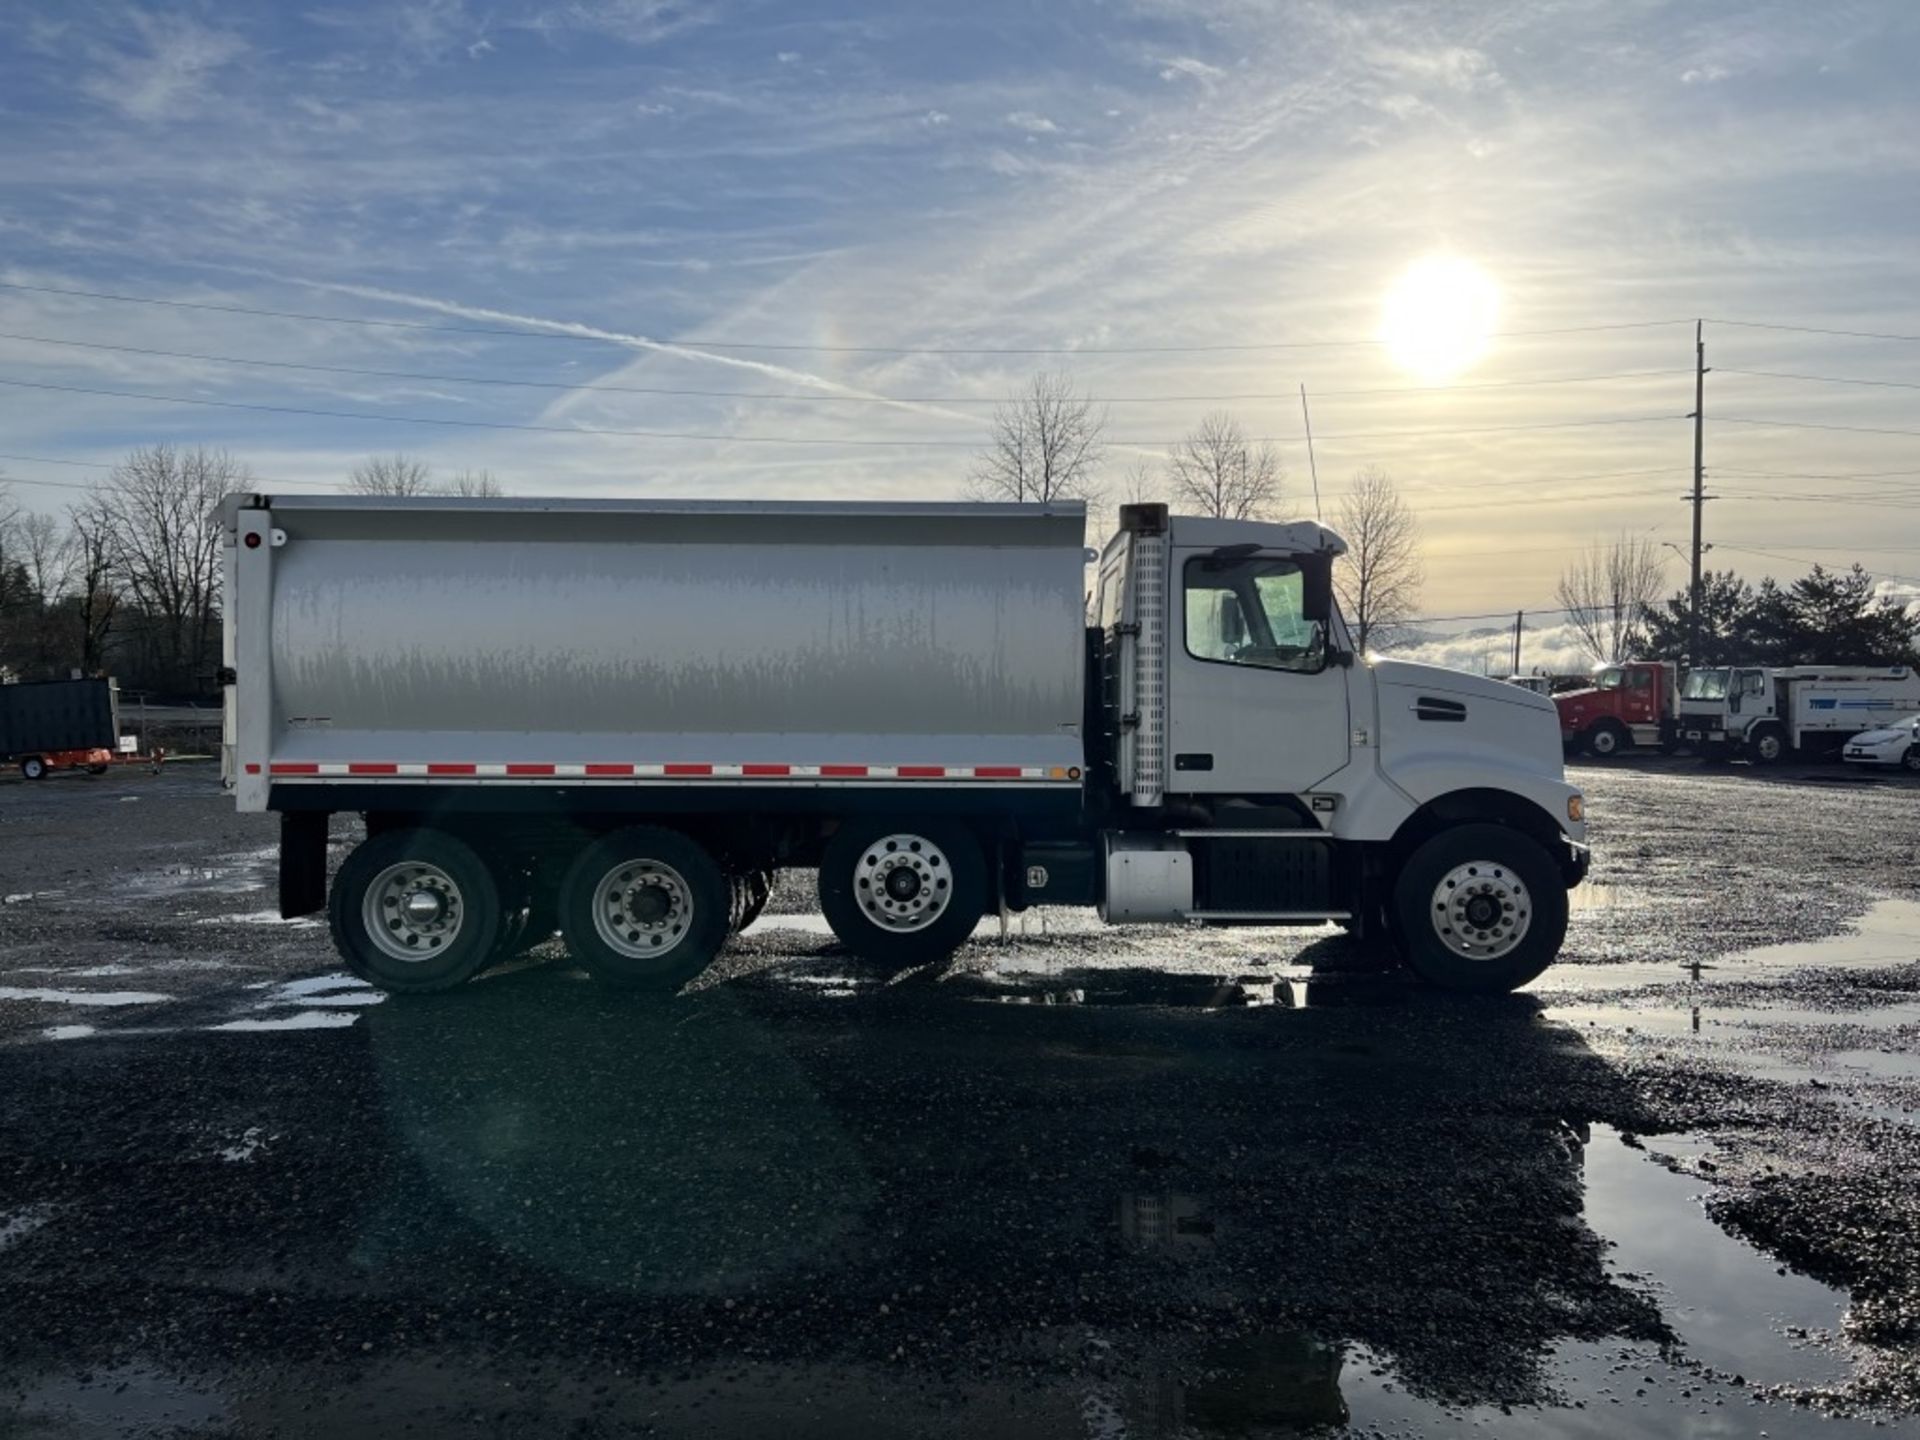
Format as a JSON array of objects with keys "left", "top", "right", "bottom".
[{"left": 1380, "top": 255, "right": 1500, "bottom": 383}]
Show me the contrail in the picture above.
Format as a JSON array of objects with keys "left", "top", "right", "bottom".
[{"left": 278, "top": 275, "right": 983, "bottom": 428}]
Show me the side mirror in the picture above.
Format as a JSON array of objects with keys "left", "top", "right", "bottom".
[{"left": 1301, "top": 553, "right": 1334, "bottom": 624}]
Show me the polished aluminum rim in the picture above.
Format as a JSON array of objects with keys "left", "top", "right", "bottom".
[
  {"left": 593, "top": 859, "right": 694, "bottom": 959},
  {"left": 856, "top": 833, "right": 950, "bottom": 933},
  {"left": 362, "top": 860, "right": 464, "bottom": 963},
  {"left": 1753, "top": 730, "right": 1783, "bottom": 761},
  {"left": 1430, "top": 861, "right": 1530, "bottom": 961}
]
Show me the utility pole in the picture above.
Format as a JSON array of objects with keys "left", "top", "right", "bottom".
[
  {"left": 1687, "top": 320, "right": 1712, "bottom": 663},
  {"left": 1511, "top": 610, "right": 1523, "bottom": 677}
]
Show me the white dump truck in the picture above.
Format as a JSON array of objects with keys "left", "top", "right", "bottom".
[
  {"left": 220, "top": 496, "right": 1588, "bottom": 995},
  {"left": 1676, "top": 663, "right": 1920, "bottom": 763}
]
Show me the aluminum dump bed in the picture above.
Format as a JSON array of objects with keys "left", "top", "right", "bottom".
[{"left": 222, "top": 496, "right": 1089, "bottom": 808}]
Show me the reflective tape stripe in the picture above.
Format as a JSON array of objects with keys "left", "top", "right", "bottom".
[{"left": 266, "top": 761, "right": 1072, "bottom": 782}]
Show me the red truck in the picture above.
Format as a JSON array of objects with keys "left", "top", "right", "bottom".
[{"left": 1554, "top": 660, "right": 1679, "bottom": 757}]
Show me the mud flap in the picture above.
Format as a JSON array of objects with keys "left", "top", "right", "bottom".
[{"left": 280, "top": 810, "right": 329, "bottom": 919}]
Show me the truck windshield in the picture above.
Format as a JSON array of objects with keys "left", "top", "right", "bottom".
[
  {"left": 1682, "top": 668, "right": 1731, "bottom": 700},
  {"left": 1184, "top": 556, "right": 1324, "bottom": 673},
  {"left": 1595, "top": 667, "right": 1623, "bottom": 690}
]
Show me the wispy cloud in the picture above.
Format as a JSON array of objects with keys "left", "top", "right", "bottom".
[{"left": 80, "top": 12, "right": 248, "bottom": 122}]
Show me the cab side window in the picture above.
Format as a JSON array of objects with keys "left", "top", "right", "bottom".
[{"left": 1183, "top": 556, "right": 1325, "bottom": 674}]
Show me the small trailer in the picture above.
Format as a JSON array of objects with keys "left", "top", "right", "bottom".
[
  {"left": 221, "top": 494, "right": 1588, "bottom": 996},
  {"left": 1677, "top": 664, "right": 1920, "bottom": 763},
  {"left": 1, "top": 678, "right": 122, "bottom": 780}
]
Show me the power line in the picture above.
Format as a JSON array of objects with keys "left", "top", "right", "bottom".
[
  {"left": 1717, "top": 414, "right": 1920, "bottom": 440},
  {"left": 0, "top": 280, "right": 1694, "bottom": 354},
  {"left": 1714, "top": 465, "right": 1920, "bottom": 481},
  {"left": 0, "top": 329, "right": 1693, "bottom": 405},
  {"left": 1718, "top": 366, "right": 1920, "bottom": 392},
  {"left": 0, "top": 375, "right": 1685, "bottom": 446},
  {"left": 1706, "top": 316, "right": 1920, "bottom": 344},
  {"left": 1714, "top": 543, "right": 1920, "bottom": 587}
]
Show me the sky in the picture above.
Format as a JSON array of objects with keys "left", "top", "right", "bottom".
[{"left": 2, "top": 0, "right": 1919, "bottom": 640}]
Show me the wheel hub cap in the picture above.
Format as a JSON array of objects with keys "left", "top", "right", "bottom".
[
  {"left": 363, "top": 862, "right": 464, "bottom": 964},
  {"left": 857, "top": 834, "right": 950, "bottom": 933},
  {"left": 593, "top": 861, "right": 694, "bottom": 960},
  {"left": 1430, "top": 861, "right": 1531, "bottom": 961}
]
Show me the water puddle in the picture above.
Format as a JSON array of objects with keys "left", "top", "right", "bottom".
[
  {"left": 1581, "top": 1124, "right": 1850, "bottom": 1388},
  {"left": 208, "top": 1010, "right": 360, "bottom": 1033},
  {"left": 0, "top": 986, "right": 170, "bottom": 1007},
  {"left": 196, "top": 911, "right": 322, "bottom": 928},
  {"left": 8, "top": 1365, "right": 228, "bottom": 1434}
]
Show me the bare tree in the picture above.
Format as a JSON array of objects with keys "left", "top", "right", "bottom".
[
  {"left": 64, "top": 496, "right": 120, "bottom": 675},
  {"left": 444, "top": 468, "right": 503, "bottom": 497},
  {"left": 1333, "top": 467, "right": 1423, "bottom": 654},
  {"left": 1165, "top": 412, "right": 1282, "bottom": 520},
  {"left": 1556, "top": 534, "right": 1666, "bottom": 664},
  {"left": 967, "top": 372, "right": 1107, "bottom": 504},
  {"left": 349, "top": 453, "right": 435, "bottom": 496},
  {"left": 100, "top": 446, "right": 245, "bottom": 690},
  {"left": 1119, "top": 463, "right": 1161, "bottom": 507}
]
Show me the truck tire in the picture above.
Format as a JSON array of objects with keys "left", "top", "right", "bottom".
[
  {"left": 730, "top": 868, "right": 773, "bottom": 934},
  {"left": 1748, "top": 723, "right": 1787, "bottom": 765},
  {"left": 328, "top": 828, "right": 504, "bottom": 994},
  {"left": 558, "top": 826, "right": 730, "bottom": 991},
  {"left": 1586, "top": 722, "right": 1628, "bottom": 759},
  {"left": 1390, "top": 823, "right": 1568, "bottom": 994},
  {"left": 20, "top": 756, "right": 46, "bottom": 781},
  {"left": 818, "top": 820, "right": 986, "bottom": 972}
]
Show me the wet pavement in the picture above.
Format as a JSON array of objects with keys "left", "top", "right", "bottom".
[{"left": 2, "top": 759, "right": 1919, "bottom": 1437}]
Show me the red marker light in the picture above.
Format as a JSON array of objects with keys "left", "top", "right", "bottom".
[{"left": 244, "top": 531, "right": 262, "bottom": 549}]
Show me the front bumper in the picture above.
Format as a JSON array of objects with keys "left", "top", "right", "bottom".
[{"left": 1562, "top": 837, "right": 1592, "bottom": 888}]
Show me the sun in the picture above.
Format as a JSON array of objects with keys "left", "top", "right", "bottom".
[{"left": 1380, "top": 255, "right": 1500, "bottom": 383}]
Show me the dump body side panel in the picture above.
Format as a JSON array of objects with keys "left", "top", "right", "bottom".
[{"left": 234, "top": 498, "right": 1088, "bottom": 805}]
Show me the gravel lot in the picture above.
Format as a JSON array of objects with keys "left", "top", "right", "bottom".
[{"left": 2, "top": 758, "right": 1918, "bottom": 1438}]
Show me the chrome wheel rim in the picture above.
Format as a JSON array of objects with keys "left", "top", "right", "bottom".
[
  {"left": 856, "top": 833, "right": 950, "bottom": 933},
  {"left": 1755, "top": 733, "right": 1782, "bottom": 761},
  {"left": 363, "top": 861, "right": 465, "bottom": 963},
  {"left": 1591, "top": 729, "right": 1617, "bottom": 755},
  {"left": 592, "top": 859, "right": 694, "bottom": 959},
  {"left": 1430, "top": 861, "right": 1531, "bottom": 961}
]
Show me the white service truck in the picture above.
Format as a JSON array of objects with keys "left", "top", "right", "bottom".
[
  {"left": 220, "top": 495, "right": 1589, "bottom": 995},
  {"left": 1677, "top": 664, "right": 1920, "bottom": 763}
]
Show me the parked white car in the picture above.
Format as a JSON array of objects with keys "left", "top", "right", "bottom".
[{"left": 1843, "top": 714, "right": 1920, "bottom": 772}]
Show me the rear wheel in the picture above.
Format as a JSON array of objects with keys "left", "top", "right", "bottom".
[
  {"left": 818, "top": 820, "right": 986, "bottom": 972},
  {"left": 559, "top": 827, "right": 730, "bottom": 991},
  {"left": 1391, "top": 823, "right": 1568, "bottom": 994},
  {"left": 729, "top": 868, "right": 774, "bottom": 934},
  {"left": 20, "top": 756, "right": 46, "bottom": 781},
  {"left": 328, "top": 829, "right": 502, "bottom": 993}
]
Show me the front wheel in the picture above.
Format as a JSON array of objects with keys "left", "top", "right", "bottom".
[
  {"left": 1903, "top": 746, "right": 1920, "bottom": 775},
  {"left": 1748, "top": 724, "right": 1787, "bottom": 765},
  {"left": 818, "top": 820, "right": 986, "bottom": 972},
  {"left": 328, "top": 829, "right": 503, "bottom": 993},
  {"left": 558, "top": 827, "right": 731, "bottom": 991},
  {"left": 1391, "top": 823, "right": 1569, "bottom": 993},
  {"left": 20, "top": 756, "right": 46, "bottom": 781}
]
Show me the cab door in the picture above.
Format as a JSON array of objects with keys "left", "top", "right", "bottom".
[{"left": 1166, "top": 549, "right": 1350, "bottom": 794}]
